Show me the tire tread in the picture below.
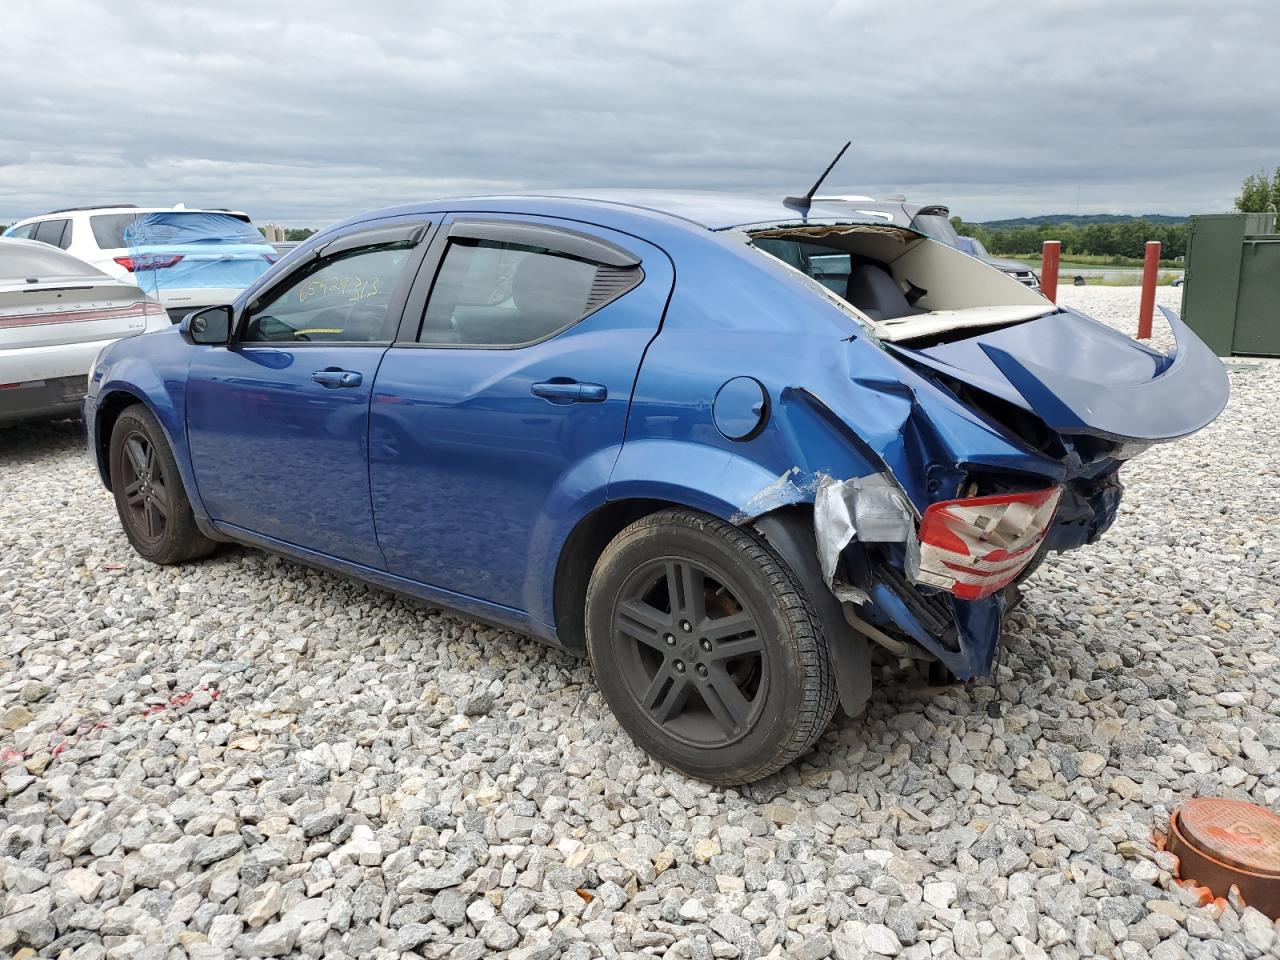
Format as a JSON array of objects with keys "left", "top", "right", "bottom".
[
  {"left": 109, "top": 405, "right": 217, "bottom": 565},
  {"left": 587, "top": 508, "right": 838, "bottom": 785}
]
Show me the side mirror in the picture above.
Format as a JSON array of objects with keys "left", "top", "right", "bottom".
[{"left": 180, "top": 305, "right": 233, "bottom": 345}]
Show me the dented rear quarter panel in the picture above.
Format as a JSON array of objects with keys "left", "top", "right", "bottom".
[
  {"left": 610, "top": 230, "right": 1074, "bottom": 682},
  {"left": 614, "top": 230, "right": 1066, "bottom": 519}
]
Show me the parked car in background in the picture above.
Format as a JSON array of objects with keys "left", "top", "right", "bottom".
[
  {"left": 1, "top": 237, "right": 167, "bottom": 424},
  {"left": 815, "top": 197, "right": 1041, "bottom": 290},
  {"left": 84, "top": 192, "right": 1227, "bottom": 783},
  {"left": 4, "top": 205, "right": 278, "bottom": 322},
  {"left": 956, "top": 234, "right": 1042, "bottom": 283}
]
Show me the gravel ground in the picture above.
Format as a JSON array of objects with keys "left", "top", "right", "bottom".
[{"left": 1, "top": 286, "right": 1277, "bottom": 960}]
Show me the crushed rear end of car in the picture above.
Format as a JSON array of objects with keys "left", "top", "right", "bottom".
[{"left": 742, "top": 221, "right": 1229, "bottom": 681}]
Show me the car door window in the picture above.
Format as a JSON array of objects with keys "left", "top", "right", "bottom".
[
  {"left": 243, "top": 245, "right": 414, "bottom": 344},
  {"left": 8, "top": 224, "right": 36, "bottom": 240},
  {"left": 419, "top": 238, "right": 610, "bottom": 346},
  {"left": 33, "top": 219, "right": 71, "bottom": 249}
]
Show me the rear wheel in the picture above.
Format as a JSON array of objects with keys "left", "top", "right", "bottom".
[
  {"left": 585, "top": 509, "right": 837, "bottom": 785},
  {"left": 108, "top": 405, "right": 216, "bottom": 564}
]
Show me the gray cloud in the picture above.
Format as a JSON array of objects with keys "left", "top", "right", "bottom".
[{"left": 2, "top": 0, "right": 1277, "bottom": 227}]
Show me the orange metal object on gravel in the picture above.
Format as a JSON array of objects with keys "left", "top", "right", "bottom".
[{"left": 1166, "top": 798, "right": 1280, "bottom": 919}]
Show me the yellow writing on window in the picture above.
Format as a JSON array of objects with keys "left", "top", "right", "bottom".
[{"left": 298, "top": 274, "right": 383, "bottom": 304}]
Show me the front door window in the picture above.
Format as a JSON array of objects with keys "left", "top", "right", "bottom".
[{"left": 244, "top": 245, "right": 415, "bottom": 344}]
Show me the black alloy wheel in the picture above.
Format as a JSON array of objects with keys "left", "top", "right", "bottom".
[
  {"left": 108, "top": 404, "right": 217, "bottom": 565},
  {"left": 586, "top": 509, "right": 837, "bottom": 785},
  {"left": 612, "top": 557, "right": 767, "bottom": 748},
  {"left": 118, "top": 429, "right": 169, "bottom": 543}
]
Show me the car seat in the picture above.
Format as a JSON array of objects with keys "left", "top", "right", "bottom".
[{"left": 844, "top": 261, "right": 927, "bottom": 323}]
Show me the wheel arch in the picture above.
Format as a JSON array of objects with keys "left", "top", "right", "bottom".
[
  {"left": 551, "top": 494, "right": 872, "bottom": 720},
  {"left": 552, "top": 497, "right": 687, "bottom": 655},
  {"left": 92, "top": 379, "right": 221, "bottom": 539},
  {"left": 93, "top": 388, "right": 153, "bottom": 490}
]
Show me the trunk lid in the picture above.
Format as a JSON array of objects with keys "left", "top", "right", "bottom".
[
  {"left": 0, "top": 279, "right": 154, "bottom": 349},
  {"left": 889, "top": 306, "right": 1228, "bottom": 443}
]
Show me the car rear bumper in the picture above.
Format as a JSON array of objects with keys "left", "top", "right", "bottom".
[
  {"left": 0, "top": 337, "right": 117, "bottom": 424},
  {"left": 0, "top": 374, "right": 88, "bottom": 423}
]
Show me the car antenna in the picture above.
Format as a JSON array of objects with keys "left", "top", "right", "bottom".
[{"left": 784, "top": 140, "right": 852, "bottom": 213}]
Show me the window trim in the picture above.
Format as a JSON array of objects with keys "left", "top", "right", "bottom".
[
  {"left": 396, "top": 218, "right": 645, "bottom": 352},
  {"left": 33, "top": 218, "right": 71, "bottom": 249},
  {"left": 446, "top": 220, "right": 640, "bottom": 268},
  {"left": 234, "top": 221, "right": 432, "bottom": 347}
]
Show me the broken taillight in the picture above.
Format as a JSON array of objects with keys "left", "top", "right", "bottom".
[{"left": 915, "top": 487, "right": 1061, "bottom": 600}]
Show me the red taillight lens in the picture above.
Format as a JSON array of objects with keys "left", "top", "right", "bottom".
[
  {"left": 916, "top": 487, "right": 1061, "bottom": 600},
  {"left": 113, "top": 255, "right": 184, "bottom": 272}
]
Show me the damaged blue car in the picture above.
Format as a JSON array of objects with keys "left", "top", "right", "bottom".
[{"left": 84, "top": 192, "right": 1228, "bottom": 784}]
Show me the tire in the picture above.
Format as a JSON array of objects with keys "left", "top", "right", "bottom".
[
  {"left": 108, "top": 404, "right": 217, "bottom": 565},
  {"left": 585, "top": 508, "right": 837, "bottom": 785}
]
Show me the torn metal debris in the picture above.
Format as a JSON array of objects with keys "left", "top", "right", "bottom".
[{"left": 813, "top": 471, "right": 915, "bottom": 586}]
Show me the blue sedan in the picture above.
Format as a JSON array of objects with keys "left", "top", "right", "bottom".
[{"left": 85, "top": 192, "right": 1228, "bottom": 784}]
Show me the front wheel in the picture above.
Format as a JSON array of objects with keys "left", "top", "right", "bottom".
[
  {"left": 585, "top": 509, "right": 837, "bottom": 785},
  {"left": 108, "top": 405, "right": 216, "bottom": 565}
]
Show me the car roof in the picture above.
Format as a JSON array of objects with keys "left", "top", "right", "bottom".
[
  {"left": 814, "top": 197, "right": 953, "bottom": 223},
  {"left": 11, "top": 206, "right": 252, "bottom": 225},
  {"left": 343, "top": 191, "right": 896, "bottom": 235}
]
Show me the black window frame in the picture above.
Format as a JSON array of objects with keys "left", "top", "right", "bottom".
[
  {"left": 33, "top": 218, "right": 72, "bottom": 249},
  {"left": 396, "top": 218, "right": 645, "bottom": 351},
  {"left": 232, "top": 220, "right": 433, "bottom": 348}
]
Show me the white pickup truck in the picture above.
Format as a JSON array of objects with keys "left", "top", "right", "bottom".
[{"left": 1, "top": 237, "right": 168, "bottom": 424}]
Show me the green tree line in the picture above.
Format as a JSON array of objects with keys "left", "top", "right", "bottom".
[
  {"left": 1235, "top": 168, "right": 1280, "bottom": 212},
  {"left": 951, "top": 217, "right": 1188, "bottom": 260}
]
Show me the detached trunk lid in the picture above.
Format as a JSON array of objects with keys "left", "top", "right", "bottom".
[{"left": 890, "top": 306, "right": 1228, "bottom": 442}]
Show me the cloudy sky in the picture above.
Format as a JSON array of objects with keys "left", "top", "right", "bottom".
[{"left": 2, "top": 1, "right": 1277, "bottom": 228}]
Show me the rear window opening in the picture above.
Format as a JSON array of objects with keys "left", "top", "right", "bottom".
[
  {"left": 91, "top": 211, "right": 255, "bottom": 250},
  {"left": 748, "top": 223, "right": 1055, "bottom": 343}
]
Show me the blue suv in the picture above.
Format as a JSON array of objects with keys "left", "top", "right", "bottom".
[{"left": 85, "top": 193, "right": 1227, "bottom": 783}]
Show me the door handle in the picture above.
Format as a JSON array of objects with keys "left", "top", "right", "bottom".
[
  {"left": 531, "top": 380, "right": 607, "bottom": 403},
  {"left": 312, "top": 368, "right": 363, "bottom": 388}
]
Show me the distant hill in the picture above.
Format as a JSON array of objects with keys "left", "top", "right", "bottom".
[{"left": 976, "top": 213, "right": 1189, "bottom": 229}]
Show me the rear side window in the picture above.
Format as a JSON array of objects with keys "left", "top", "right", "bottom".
[
  {"left": 32, "top": 218, "right": 72, "bottom": 249},
  {"left": 90, "top": 213, "right": 140, "bottom": 249},
  {"left": 418, "top": 238, "right": 633, "bottom": 346}
]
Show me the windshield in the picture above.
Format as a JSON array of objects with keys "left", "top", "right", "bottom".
[{"left": 910, "top": 213, "right": 962, "bottom": 248}]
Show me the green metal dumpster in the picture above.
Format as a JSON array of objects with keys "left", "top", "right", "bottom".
[{"left": 1182, "top": 212, "right": 1280, "bottom": 357}]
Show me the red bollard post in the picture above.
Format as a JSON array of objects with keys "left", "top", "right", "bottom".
[
  {"left": 1040, "top": 241, "right": 1060, "bottom": 303},
  {"left": 1137, "top": 240, "right": 1161, "bottom": 339}
]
